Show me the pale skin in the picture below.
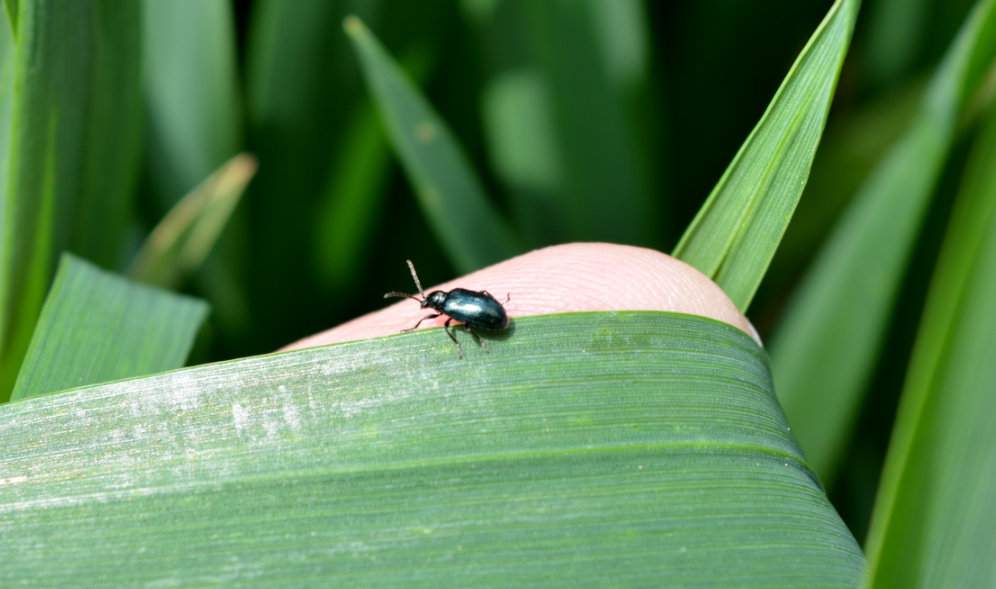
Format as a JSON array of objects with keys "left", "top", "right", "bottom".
[{"left": 283, "top": 242, "right": 759, "bottom": 351}]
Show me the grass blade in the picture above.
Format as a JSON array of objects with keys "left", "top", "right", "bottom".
[
  {"left": 862, "top": 96, "right": 996, "bottom": 587},
  {"left": 478, "top": 0, "right": 656, "bottom": 245},
  {"left": 3, "top": 0, "right": 15, "bottom": 34},
  {"left": 11, "top": 254, "right": 207, "bottom": 402},
  {"left": 142, "top": 0, "right": 242, "bottom": 208},
  {"left": 0, "top": 312, "right": 862, "bottom": 586},
  {"left": 314, "top": 102, "right": 392, "bottom": 290},
  {"left": 672, "top": 0, "right": 859, "bottom": 310},
  {"left": 770, "top": 0, "right": 996, "bottom": 481},
  {"left": 345, "top": 16, "right": 519, "bottom": 272},
  {"left": 0, "top": 0, "right": 142, "bottom": 399},
  {"left": 245, "top": 0, "right": 379, "bottom": 344},
  {"left": 130, "top": 154, "right": 257, "bottom": 288}
]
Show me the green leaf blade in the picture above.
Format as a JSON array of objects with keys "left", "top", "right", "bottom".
[
  {"left": 0, "top": 0, "right": 142, "bottom": 398},
  {"left": 142, "top": 0, "right": 243, "bottom": 208},
  {"left": 345, "top": 16, "right": 518, "bottom": 272},
  {"left": 479, "top": 0, "right": 657, "bottom": 245},
  {"left": 130, "top": 154, "right": 257, "bottom": 288},
  {"left": 770, "top": 0, "right": 996, "bottom": 481},
  {"left": 11, "top": 254, "right": 207, "bottom": 402},
  {"left": 0, "top": 313, "right": 862, "bottom": 586},
  {"left": 673, "top": 0, "right": 859, "bottom": 310},
  {"left": 862, "top": 90, "right": 996, "bottom": 587}
]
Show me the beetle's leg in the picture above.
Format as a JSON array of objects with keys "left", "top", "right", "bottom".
[
  {"left": 402, "top": 313, "right": 440, "bottom": 333},
  {"left": 468, "top": 328, "right": 489, "bottom": 352},
  {"left": 444, "top": 318, "right": 465, "bottom": 359}
]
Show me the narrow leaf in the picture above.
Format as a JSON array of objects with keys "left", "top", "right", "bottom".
[
  {"left": 479, "top": 0, "right": 656, "bottom": 244},
  {"left": 3, "top": 0, "right": 15, "bottom": 35},
  {"left": 245, "top": 0, "right": 378, "bottom": 340},
  {"left": 0, "top": 313, "right": 862, "bottom": 586},
  {"left": 345, "top": 16, "right": 518, "bottom": 272},
  {"left": 0, "top": 0, "right": 142, "bottom": 399},
  {"left": 11, "top": 254, "right": 207, "bottom": 402},
  {"left": 314, "top": 103, "right": 392, "bottom": 290},
  {"left": 130, "top": 154, "right": 257, "bottom": 288},
  {"left": 862, "top": 97, "right": 996, "bottom": 587},
  {"left": 143, "top": 0, "right": 243, "bottom": 208},
  {"left": 673, "top": 0, "right": 859, "bottom": 310},
  {"left": 771, "top": 0, "right": 996, "bottom": 481}
]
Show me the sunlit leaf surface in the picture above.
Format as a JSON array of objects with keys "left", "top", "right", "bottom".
[
  {"left": 11, "top": 254, "right": 207, "bottom": 402},
  {"left": 0, "top": 313, "right": 862, "bottom": 587}
]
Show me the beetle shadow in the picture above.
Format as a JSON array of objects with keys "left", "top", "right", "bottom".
[{"left": 463, "top": 318, "right": 516, "bottom": 344}]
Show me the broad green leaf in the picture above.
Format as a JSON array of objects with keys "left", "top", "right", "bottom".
[
  {"left": 345, "top": 16, "right": 518, "bottom": 272},
  {"left": 770, "top": 0, "right": 996, "bottom": 481},
  {"left": 130, "top": 154, "right": 257, "bottom": 289},
  {"left": 11, "top": 254, "right": 207, "bottom": 403},
  {"left": 862, "top": 97, "right": 996, "bottom": 587},
  {"left": 142, "top": 0, "right": 242, "bottom": 208},
  {"left": 672, "top": 0, "right": 859, "bottom": 310},
  {"left": 0, "top": 312, "right": 862, "bottom": 587},
  {"left": 0, "top": 0, "right": 142, "bottom": 400},
  {"left": 478, "top": 0, "right": 656, "bottom": 245}
]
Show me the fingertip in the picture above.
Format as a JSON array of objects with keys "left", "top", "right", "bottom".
[{"left": 282, "top": 243, "right": 758, "bottom": 350}]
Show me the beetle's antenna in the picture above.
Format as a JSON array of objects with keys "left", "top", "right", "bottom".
[
  {"left": 384, "top": 291, "right": 421, "bottom": 302},
  {"left": 405, "top": 259, "right": 425, "bottom": 298}
]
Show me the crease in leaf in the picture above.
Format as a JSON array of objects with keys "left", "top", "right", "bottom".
[
  {"left": 672, "top": 0, "right": 859, "bottom": 310},
  {"left": 345, "top": 16, "right": 519, "bottom": 273},
  {"left": 130, "top": 154, "right": 257, "bottom": 288},
  {"left": 862, "top": 84, "right": 996, "bottom": 586},
  {"left": 0, "top": 312, "right": 863, "bottom": 586},
  {"left": 11, "top": 254, "right": 207, "bottom": 402},
  {"left": 770, "top": 0, "right": 996, "bottom": 482}
]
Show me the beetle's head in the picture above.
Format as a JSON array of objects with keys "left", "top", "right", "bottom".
[{"left": 424, "top": 291, "right": 448, "bottom": 309}]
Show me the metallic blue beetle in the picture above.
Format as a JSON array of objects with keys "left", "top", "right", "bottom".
[{"left": 385, "top": 260, "right": 509, "bottom": 358}]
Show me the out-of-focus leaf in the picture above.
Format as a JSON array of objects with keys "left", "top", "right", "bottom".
[
  {"left": 673, "top": 0, "right": 859, "bottom": 310},
  {"left": 863, "top": 0, "right": 931, "bottom": 88},
  {"left": 345, "top": 16, "right": 518, "bottom": 272},
  {"left": 0, "top": 312, "right": 862, "bottom": 586},
  {"left": 131, "top": 154, "right": 257, "bottom": 288},
  {"left": 11, "top": 254, "right": 207, "bottom": 403},
  {"left": 314, "top": 103, "right": 391, "bottom": 291},
  {"left": 3, "top": 0, "right": 15, "bottom": 34},
  {"left": 767, "top": 80, "right": 922, "bottom": 291},
  {"left": 142, "top": 0, "right": 242, "bottom": 208},
  {"left": 861, "top": 99, "right": 996, "bottom": 588},
  {"left": 478, "top": 0, "right": 655, "bottom": 245},
  {"left": 481, "top": 70, "right": 563, "bottom": 242},
  {"left": 0, "top": 0, "right": 142, "bottom": 400},
  {"left": 245, "top": 0, "right": 378, "bottom": 345},
  {"left": 771, "top": 0, "right": 996, "bottom": 482}
]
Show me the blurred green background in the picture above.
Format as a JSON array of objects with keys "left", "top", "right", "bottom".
[
  {"left": 0, "top": 0, "right": 989, "bottom": 551},
  {"left": 149, "top": 0, "right": 972, "bottom": 357}
]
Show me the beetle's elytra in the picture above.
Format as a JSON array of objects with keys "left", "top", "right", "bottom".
[{"left": 384, "top": 260, "right": 509, "bottom": 358}]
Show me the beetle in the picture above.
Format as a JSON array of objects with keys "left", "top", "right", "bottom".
[{"left": 385, "top": 259, "right": 509, "bottom": 358}]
